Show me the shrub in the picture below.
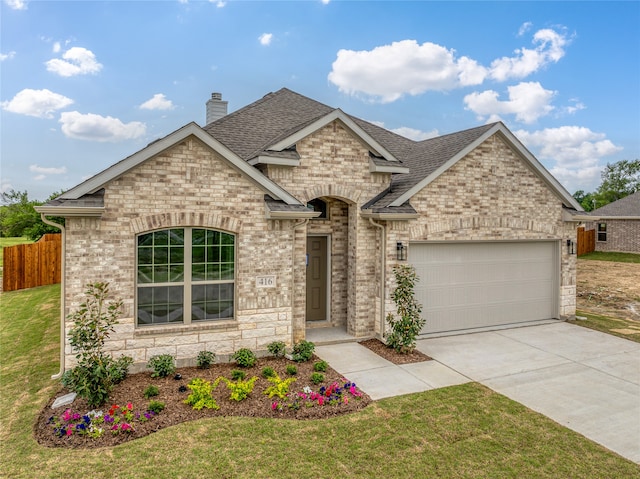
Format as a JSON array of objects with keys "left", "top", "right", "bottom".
[
  {"left": 292, "top": 340, "right": 315, "bottom": 362},
  {"left": 285, "top": 364, "right": 298, "bottom": 376},
  {"left": 143, "top": 385, "right": 159, "bottom": 399},
  {"left": 232, "top": 348, "right": 257, "bottom": 368},
  {"left": 147, "top": 354, "right": 176, "bottom": 378},
  {"left": 65, "top": 282, "right": 132, "bottom": 407},
  {"left": 264, "top": 374, "right": 297, "bottom": 399},
  {"left": 313, "top": 360, "right": 328, "bottom": 372},
  {"left": 216, "top": 376, "right": 258, "bottom": 402},
  {"left": 184, "top": 378, "right": 219, "bottom": 410},
  {"left": 147, "top": 400, "right": 165, "bottom": 414},
  {"left": 385, "top": 265, "right": 425, "bottom": 354},
  {"left": 267, "top": 340, "right": 286, "bottom": 358},
  {"left": 261, "top": 366, "right": 276, "bottom": 378},
  {"left": 230, "top": 369, "right": 246, "bottom": 380},
  {"left": 196, "top": 350, "right": 215, "bottom": 369},
  {"left": 310, "top": 372, "right": 325, "bottom": 384}
]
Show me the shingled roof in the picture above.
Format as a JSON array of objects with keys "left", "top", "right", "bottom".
[{"left": 591, "top": 191, "right": 640, "bottom": 217}]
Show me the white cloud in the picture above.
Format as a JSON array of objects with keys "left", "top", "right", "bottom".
[
  {"left": 321, "top": 0, "right": 331, "bottom": 4},
  {"left": 328, "top": 40, "right": 487, "bottom": 103},
  {"left": 52, "top": 41, "right": 61, "bottom": 53},
  {"left": 139, "top": 93, "right": 174, "bottom": 111},
  {"left": 1, "top": 181, "right": 14, "bottom": 194},
  {"left": 4, "top": 0, "right": 27, "bottom": 10},
  {"left": 518, "top": 22, "right": 533, "bottom": 37},
  {"left": 59, "top": 111, "right": 146, "bottom": 142},
  {"left": 45, "top": 47, "right": 103, "bottom": 77},
  {"left": 259, "top": 33, "right": 273, "bottom": 46},
  {"left": 0, "top": 51, "right": 16, "bottom": 61},
  {"left": 390, "top": 126, "right": 439, "bottom": 141},
  {"left": 29, "top": 164, "right": 67, "bottom": 175},
  {"left": 516, "top": 126, "right": 623, "bottom": 191},
  {"left": 489, "top": 28, "right": 569, "bottom": 81},
  {"left": 1, "top": 88, "right": 74, "bottom": 119},
  {"left": 464, "top": 81, "right": 556, "bottom": 124},
  {"left": 210, "top": 0, "right": 226, "bottom": 7}
]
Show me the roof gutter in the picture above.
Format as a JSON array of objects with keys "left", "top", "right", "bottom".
[
  {"left": 39, "top": 214, "right": 66, "bottom": 380},
  {"left": 360, "top": 210, "right": 419, "bottom": 221},
  {"left": 34, "top": 206, "right": 104, "bottom": 217}
]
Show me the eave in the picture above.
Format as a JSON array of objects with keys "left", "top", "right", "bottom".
[{"left": 34, "top": 206, "right": 105, "bottom": 217}]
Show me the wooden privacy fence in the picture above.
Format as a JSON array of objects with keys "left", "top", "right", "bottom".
[
  {"left": 2, "top": 234, "right": 61, "bottom": 292},
  {"left": 577, "top": 226, "right": 595, "bottom": 256}
]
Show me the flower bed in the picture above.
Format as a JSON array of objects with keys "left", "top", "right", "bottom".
[{"left": 35, "top": 355, "right": 370, "bottom": 448}]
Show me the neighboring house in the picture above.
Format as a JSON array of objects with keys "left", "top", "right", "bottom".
[
  {"left": 37, "top": 88, "right": 585, "bottom": 373},
  {"left": 585, "top": 191, "right": 640, "bottom": 253}
]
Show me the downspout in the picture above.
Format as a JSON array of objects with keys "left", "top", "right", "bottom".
[
  {"left": 292, "top": 219, "right": 309, "bottom": 343},
  {"left": 368, "top": 218, "right": 386, "bottom": 340},
  {"left": 40, "top": 214, "right": 66, "bottom": 379}
]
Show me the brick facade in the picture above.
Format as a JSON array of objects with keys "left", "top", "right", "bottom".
[
  {"left": 61, "top": 123, "right": 578, "bottom": 371},
  {"left": 585, "top": 220, "right": 640, "bottom": 253}
]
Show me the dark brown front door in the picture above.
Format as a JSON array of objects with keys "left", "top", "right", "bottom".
[{"left": 306, "top": 236, "right": 327, "bottom": 321}]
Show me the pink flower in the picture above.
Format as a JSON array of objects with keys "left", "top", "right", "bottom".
[
  {"left": 318, "top": 397, "right": 324, "bottom": 406},
  {"left": 66, "top": 428, "right": 72, "bottom": 436},
  {"left": 126, "top": 402, "right": 133, "bottom": 410},
  {"left": 271, "top": 402, "right": 279, "bottom": 411}
]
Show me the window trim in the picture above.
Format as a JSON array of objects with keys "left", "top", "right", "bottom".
[
  {"left": 135, "top": 227, "right": 236, "bottom": 327},
  {"left": 597, "top": 222, "right": 607, "bottom": 242}
]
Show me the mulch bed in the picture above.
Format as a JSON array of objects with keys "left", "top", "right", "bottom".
[
  {"left": 35, "top": 355, "right": 372, "bottom": 449},
  {"left": 359, "top": 338, "right": 432, "bottom": 364}
]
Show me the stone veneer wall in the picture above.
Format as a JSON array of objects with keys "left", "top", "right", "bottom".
[
  {"left": 395, "top": 133, "right": 577, "bottom": 322},
  {"left": 63, "top": 137, "right": 299, "bottom": 370}
]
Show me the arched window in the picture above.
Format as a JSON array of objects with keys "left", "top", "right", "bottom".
[
  {"left": 136, "top": 228, "right": 235, "bottom": 326},
  {"left": 307, "top": 198, "right": 327, "bottom": 219}
]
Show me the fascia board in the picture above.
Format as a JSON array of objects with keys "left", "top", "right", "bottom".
[
  {"left": 360, "top": 210, "right": 419, "bottom": 220},
  {"left": 248, "top": 156, "right": 301, "bottom": 167},
  {"left": 389, "top": 123, "right": 584, "bottom": 211},
  {"left": 267, "top": 110, "right": 402, "bottom": 164},
  {"left": 265, "top": 210, "right": 321, "bottom": 220},
  {"left": 59, "top": 122, "right": 302, "bottom": 206},
  {"left": 369, "top": 158, "right": 410, "bottom": 174},
  {"left": 34, "top": 205, "right": 104, "bottom": 217}
]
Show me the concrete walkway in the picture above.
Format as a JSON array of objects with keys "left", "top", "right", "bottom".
[{"left": 315, "top": 322, "right": 640, "bottom": 463}]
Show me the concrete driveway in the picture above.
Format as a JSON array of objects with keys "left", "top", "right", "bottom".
[{"left": 415, "top": 322, "right": 640, "bottom": 463}]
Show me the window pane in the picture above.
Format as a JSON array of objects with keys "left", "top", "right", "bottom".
[
  {"left": 192, "top": 284, "right": 233, "bottom": 321},
  {"left": 221, "top": 246, "right": 234, "bottom": 263},
  {"left": 154, "top": 247, "right": 168, "bottom": 265},
  {"left": 192, "top": 246, "right": 205, "bottom": 264},
  {"left": 138, "top": 233, "right": 153, "bottom": 246},
  {"left": 207, "top": 230, "right": 220, "bottom": 245},
  {"left": 137, "top": 286, "right": 183, "bottom": 325},
  {"left": 192, "top": 264, "right": 206, "bottom": 282},
  {"left": 192, "top": 229, "right": 206, "bottom": 245},
  {"left": 207, "top": 246, "right": 220, "bottom": 263},
  {"left": 154, "top": 230, "right": 168, "bottom": 245},
  {"left": 221, "top": 232, "right": 234, "bottom": 245},
  {"left": 169, "top": 229, "right": 184, "bottom": 245},
  {"left": 154, "top": 265, "right": 169, "bottom": 283},
  {"left": 220, "top": 263, "right": 234, "bottom": 280},
  {"left": 138, "top": 247, "right": 152, "bottom": 265},
  {"left": 598, "top": 233, "right": 607, "bottom": 242},
  {"left": 207, "top": 263, "right": 220, "bottom": 281},
  {"left": 169, "top": 265, "right": 184, "bottom": 282},
  {"left": 170, "top": 246, "right": 184, "bottom": 264},
  {"left": 138, "top": 266, "right": 153, "bottom": 283}
]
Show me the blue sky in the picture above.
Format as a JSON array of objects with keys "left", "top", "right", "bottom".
[{"left": 1, "top": 0, "right": 639, "bottom": 201}]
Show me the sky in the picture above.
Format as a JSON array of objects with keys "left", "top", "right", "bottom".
[{"left": 1, "top": 1, "right": 639, "bottom": 201}]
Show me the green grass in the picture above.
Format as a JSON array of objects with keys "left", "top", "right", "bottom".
[
  {"left": 0, "top": 237, "right": 33, "bottom": 268},
  {"left": 579, "top": 251, "right": 640, "bottom": 263},
  {"left": 571, "top": 310, "right": 640, "bottom": 343},
  {"left": 1, "top": 285, "right": 639, "bottom": 479}
]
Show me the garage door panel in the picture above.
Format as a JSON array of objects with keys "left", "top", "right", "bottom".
[{"left": 410, "top": 242, "right": 558, "bottom": 335}]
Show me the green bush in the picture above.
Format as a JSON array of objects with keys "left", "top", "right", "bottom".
[
  {"left": 292, "top": 340, "right": 315, "bottom": 362},
  {"left": 285, "top": 364, "right": 298, "bottom": 376},
  {"left": 261, "top": 366, "right": 276, "bottom": 378},
  {"left": 147, "top": 400, "right": 165, "bottom": 414},
  {"left": 313, "top": 360, "right": 328, "bottom": 372},
  {"left": 184, "top": 378, "right": 219, "bottom": 410},
  {"left": 147, "top": 354, "right": 176, "bottom": 378},
  {"left": 385, "top": 265, "right": 425, "bottom": 354},
  {"left": 264, "top": 374, "right": 297, "bottom": 399},
  {"left": 64, "top": 282, "right": 132, "bottom": 407},
  {"left": 216, "top": 376, "right": 258, "bottom": 402},
  {"left": 233, "top": 348, "right": 257, "bottom": 368},
  {"left": 196, "top": 350, "right": 216, "bottom": 369},
  {"left": 143, "top": 385, "right": 159, "bottom": 399},
  {"left": 267, "top": 340, "right": 286, "bottom": 358},
  {"left": 230, "top": 369, "right": 246, "bottom": 380},
  {"left": 310, "top": 372, "right": 324, "bottom": 384}
]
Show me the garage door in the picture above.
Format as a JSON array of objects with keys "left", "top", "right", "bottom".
[{"left": 409, "top": 242, "right": 558, "bottom": 335}]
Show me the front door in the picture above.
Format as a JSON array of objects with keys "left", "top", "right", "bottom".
[{"left": 306, "top": 236, "right": 328, "bottom": 321}]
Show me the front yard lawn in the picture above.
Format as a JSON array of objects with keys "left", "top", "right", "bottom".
[
  {"left": 1, "top": 285, "right": 639, "bottom": 478},
  {"left": 571, "top": 310, "right": 640, "bottom": 343},
  {"left": 579, "top": 251, "right": 640, "bottom": 263}
]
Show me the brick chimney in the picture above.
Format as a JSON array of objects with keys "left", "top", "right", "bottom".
[{"left": 205, "top": 92, "right": 228, "bottom": 124}]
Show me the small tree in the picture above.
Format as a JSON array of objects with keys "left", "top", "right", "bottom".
[
  {"left": 385, "top": 265, "right": 425, "bottom": 354},
  {"left": 65, "top": 282, "right": 132, "bottom": 407}
]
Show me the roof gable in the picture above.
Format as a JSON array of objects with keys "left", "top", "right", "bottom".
[{"left": 56, "top": 122, "right": 301, "bottom": 206}]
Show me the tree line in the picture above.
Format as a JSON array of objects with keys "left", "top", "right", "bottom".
[{"left": 572, "top": 159, "right": 639, "bottom": 211}]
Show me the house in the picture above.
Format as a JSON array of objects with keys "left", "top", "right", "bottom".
[
  {"left": 585, "top": 191, "right": 640, "bottom": 253},
  {"left": 36, "top": 88, "right": 585, "bottom": 373}
]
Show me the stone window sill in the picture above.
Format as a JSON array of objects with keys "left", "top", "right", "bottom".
[{"left": 134, "top": 320, "right": 237, "bottom": 337}]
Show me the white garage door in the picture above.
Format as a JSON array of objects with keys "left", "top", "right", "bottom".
[{"left": 409, "top": 242, "right": 558, "bottom": 335}]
